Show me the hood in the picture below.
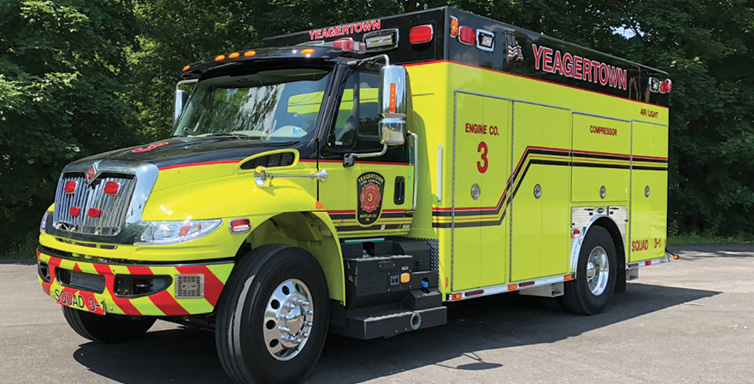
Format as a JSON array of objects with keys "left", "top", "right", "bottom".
[{"left": 71, "top": 136, "right": 313, "bottom": 169}]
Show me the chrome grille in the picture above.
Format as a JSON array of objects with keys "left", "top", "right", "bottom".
[{"left": 53, "top": 174, "right": 137, "bottom": 236}]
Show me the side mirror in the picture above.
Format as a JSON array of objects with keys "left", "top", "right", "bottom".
[
  {"left": 379, "top": 65, "right": 407, "bottom": 146},
  {"left": 174, "top": 89, "right": 188, "bottom": 126}
]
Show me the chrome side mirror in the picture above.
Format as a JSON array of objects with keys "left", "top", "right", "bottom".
[{"left": 379, "top": 65, "right": 407, "bottom": 146}]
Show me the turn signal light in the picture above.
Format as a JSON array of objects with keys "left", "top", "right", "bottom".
[
  {"left": 104, "top": 181, "right": 119, "bottom": 195},
  {"left": 458, "top": 26, "right": 475, "bottom": 45},
  {"left": 229, "top": 218, "right": 251, "bottom": 233},
  {"left": 409, "top": 24, "right": 434, "bottom": 44},
  {"left": 64, "top": 181, "right": 77, "bottom": 194},
  {"left": 87, "top": 208, "right": 101, "bottom": 218},
  {"left": 449, "top": 16, "right": 459, "bottom": 38},
  {"left": 507, "top": 284, "right": 518, "bottom": 291},
  {"left": 450, "top": 293, "right": 463, "bottom": 301},
  {"left": 389, "top": 83, "right": 397, "bottom": 113}
]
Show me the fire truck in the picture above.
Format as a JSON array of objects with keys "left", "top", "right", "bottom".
[{"left": 36, "top": 7, "right": 673, "bottom": 384}]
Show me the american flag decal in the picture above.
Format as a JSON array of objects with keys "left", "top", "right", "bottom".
[{"left": 506, "top": 34, "right": 524, "bottom": 61}]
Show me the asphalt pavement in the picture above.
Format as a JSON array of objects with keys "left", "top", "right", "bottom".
[{"left": 1, "top": 244, "right": 752, "bottom": 383}]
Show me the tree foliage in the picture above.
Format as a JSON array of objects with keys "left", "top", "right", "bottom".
[
  {"left": 0, "top": 0, "right": 139, "bottom": 248},
  {"left": 1, "top": 0, "right": 754, "bottom": 252}
]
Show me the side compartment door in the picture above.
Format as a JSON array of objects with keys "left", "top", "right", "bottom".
[
  {"left": 510, "top": 103, "right": 571, "bottom": 282},
  {"left": 452, "top": 93, "right": 511, "bottom": 291},
  {"left": 630, "top": 121, "right": 669, "bottom": 261}
]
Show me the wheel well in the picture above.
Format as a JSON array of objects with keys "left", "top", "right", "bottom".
[
  {"left": 235, "top": 212, "right": 345, "bottom": 302},
  {"left": 591, "top": 217, "right": 627, "bottom": 293}
]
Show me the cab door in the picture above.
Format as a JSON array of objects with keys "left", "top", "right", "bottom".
[{"left": 318, "top": 68, "right": 414, "bottom": 239}]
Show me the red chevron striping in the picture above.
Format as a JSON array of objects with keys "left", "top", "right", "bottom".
[
  {"left": 175, "top": 265, "right": 225, "bottom": 307},
  {"left": 73, "top": 263, "right": 82, "bottom": 272},
  {"left": 127, "top": 266, "right": 153, "bottom": 276},
  {"left": 149, "top": 291, "right": 190, "bottom": 316},
  {"left": 93, "top": 263, "right": 141, "bottom": 316}
]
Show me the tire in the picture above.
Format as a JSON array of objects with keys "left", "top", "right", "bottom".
[
  {"left": 216, "top": 245, "right": 329, "bottom": 384},
  {"left": 62, "top": 306, "right": 155, "bottom": 343},
  {"left": 563, "top": 226, "right": 617, "bottom": 315}
]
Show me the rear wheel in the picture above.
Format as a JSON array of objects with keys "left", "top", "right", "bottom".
[
  {"left": 216, "top": 245, "right": 329, "bottom": 384},
  {"left": 563, "top": 226, "right": 617, "bottom": 315},
  {"left": 62, "top": 306, "right": 155, "bottom": 343}
]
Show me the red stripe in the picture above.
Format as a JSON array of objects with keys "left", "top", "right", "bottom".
[
  {"left": 159, "top": 160, "right": 240, "bottom": 171},
  {"left": 127, "top": 266, "right": 153, "bottom": 275},
  {"left": 94, "top": 263, "right": 142, "bottom": 316},
  {"left": 73, "top": 264, "right": 82, "bottom": 272},
  {"left": 431, "top": 145, "right": 666, "bottom": 213},
  {"left": 403, "top": 60, "right": 670, "bottom": 110},
  {"left": 149, "top": 291, "right": 190, "bottom": 316},
  {"left": 175, "top": 265, "right": 226, "bottom": 307}
]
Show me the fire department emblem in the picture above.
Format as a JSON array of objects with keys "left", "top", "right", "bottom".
[
  {"left": 356, "top": 172, "right": 385, "bottom": 226},
  {"left": 85, "top": 161, "right": 100, "bottom": 184}
]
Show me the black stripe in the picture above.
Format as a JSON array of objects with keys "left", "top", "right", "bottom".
[{"left": 431, "top": 151, "right": 666, "bottom": 228}]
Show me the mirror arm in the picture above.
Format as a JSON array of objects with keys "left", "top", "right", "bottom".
[
  {"left": 174, "top": 79, "right": 198, "bottom": 126},
  {"left": 343, "top": 143, "right": 388, "bottom": 168}
]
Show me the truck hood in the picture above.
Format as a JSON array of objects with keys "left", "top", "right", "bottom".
[{"left": 71, "top": 136, "right": 311, "bottom": 169}]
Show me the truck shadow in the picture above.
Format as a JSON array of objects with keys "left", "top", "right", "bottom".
[{"left": 72, "top": 283, "right": 718, "bottom": 384}]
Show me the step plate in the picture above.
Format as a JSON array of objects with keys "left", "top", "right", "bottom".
[{"left": 332, "top": 306, "right": 447, "bottom": 340}]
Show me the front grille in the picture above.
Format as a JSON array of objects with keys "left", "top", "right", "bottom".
[{"left": 53, "top": 173, "right": 136, "bottom": 236}]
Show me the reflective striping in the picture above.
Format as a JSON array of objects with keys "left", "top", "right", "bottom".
[{"left": 38, "top": 250, "right": 232, "bottom": 316}]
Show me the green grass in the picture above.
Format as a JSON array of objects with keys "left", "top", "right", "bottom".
[
  {"left": 668, "top": 232, "right": 753, "bottom": 245},
  {"left": 0, "top": 233, "right": 37, "bottom": 259}
]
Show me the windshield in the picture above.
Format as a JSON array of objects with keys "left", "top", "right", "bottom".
[{"left": 173, "top": 68, "right": 332, "bottom": 142}]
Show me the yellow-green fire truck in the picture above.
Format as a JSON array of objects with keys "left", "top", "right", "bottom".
[{"left": 36, "top": 7, "right": 673, "bottom": 384}]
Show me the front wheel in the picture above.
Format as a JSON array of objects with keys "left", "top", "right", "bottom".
[
  {"left": 62, "top": 306, "right": 155, "bottom": 343},
  {"left": 563, "top": 226, "right": 617, "bottom": 315},
  {"left": 215, "top": 245, "right": 329, "bottom": 384}
]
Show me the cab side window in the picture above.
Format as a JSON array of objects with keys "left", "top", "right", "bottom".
[{"left": 330, "top": 70, "right": 382, "bottom": 150}]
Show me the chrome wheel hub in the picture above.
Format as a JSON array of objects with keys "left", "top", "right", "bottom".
[
  {"left": 586, "top": 246, "right": 609, "bottom": 296},
  {"left": 263, "top": 279, "right": 314, "bottom": 361}
]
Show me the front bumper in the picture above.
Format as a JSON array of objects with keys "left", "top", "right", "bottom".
[{"left": 37, "top": 248, "right": 234, "bottom": 317}]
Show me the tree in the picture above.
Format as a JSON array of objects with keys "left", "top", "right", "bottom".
[{"left": 0, "top": 0, "right": 140, "bottom": 250}]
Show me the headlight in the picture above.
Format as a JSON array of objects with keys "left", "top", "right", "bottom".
[
  {"left": 136, "top": 219, "right": 222, "bottom": 245},
  {"left": 40, "top": 211, "right": 50, "bottom": 233}
]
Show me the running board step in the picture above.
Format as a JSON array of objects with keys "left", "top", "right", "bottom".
[{"left": 331, "top": 305, "right": 447, "bottom": 340}]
